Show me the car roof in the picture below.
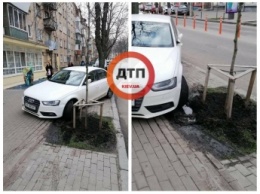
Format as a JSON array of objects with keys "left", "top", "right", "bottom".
[
  {"left": 132, "top": 14, "right": 172, "bottom": 23},
  {"left": 62, "top": 66, "right": 104, "bottom": 72}
]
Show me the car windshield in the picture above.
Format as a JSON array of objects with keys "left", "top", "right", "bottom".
[
  {"left": 179, "top": 5, "right": 187, "bottom": 9},
  {"left": 50, "top": 70, "right": 85, "bottom": 86},
  {"left": 132, "top": 21, "right": 174, "bottom": 47}
]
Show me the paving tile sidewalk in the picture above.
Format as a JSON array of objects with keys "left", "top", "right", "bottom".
[
  {"left": 6, "top": 144, "right": 119, "bottom": 191},
  {"left": 132, "top": 62, "right": 257, "bottom": 191},
  {"left": 4, "top": 89, "right": 125, "bottom": 191},
  {"left": 132, "top": 117, "right": 256, "bottom": 191}
]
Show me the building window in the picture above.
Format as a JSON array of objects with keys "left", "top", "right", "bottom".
[
  {"left": 36, "top": 4, "right": 41, "bottom": 17},
  {"left": 35, "top": 53, "right": 42, "bottom": 71},
  {"left": 3, "top": 51, "right": 7, "bottom": 68},
  {"left": 3, "top": 51, "right": 32, "bottom": 76},
  {"left": 8, "top": 6, "right": 14, "bottom": 26},
  {"left": 64, "top": 40, "right": 66, "bottom": 48},
  {"left": 8, "top": 5, "right": 27, "bottom": 31},
  {"left": 60, "top": 39, "right": 63, "bottom": 47},
  {"left": 60, "top": 54, "right": 63, "bottom": 62},
  {"left": 28, "top": 25, "right": 32, "bottom": 37},
  {"left": 23, "top": 14, "right": 26, "bottom": 30},
  {"left": 44, "top": 11, "right": 50, "bottom": 19},
  {"left": 14, "top": 9, "right": 19, "bottom": 28},
  {"left": 37, "top": 29, "right": 43, "bottom": 41}
]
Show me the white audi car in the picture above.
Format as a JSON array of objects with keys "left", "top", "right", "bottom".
[
  {"left": 22, "top": 66, "right": 113, "bottom": 119},
  {"left": 131, "top": 14, "right": 188, "bottom": 119}
]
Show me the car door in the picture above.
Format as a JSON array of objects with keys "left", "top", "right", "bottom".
[
  {"left": 96, "top": 69, "right": 108, "bottom": 98},
  {"left": 88, "top": 70, "right": 101, "bottom": 101},
  {"left": 79, "top": 70, "right": 99, "bottom": 102}
]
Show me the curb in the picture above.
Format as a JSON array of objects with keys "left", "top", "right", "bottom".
[
  {"left": 111, "top": 96, "right": 128, "bottom": 191},
  {"left": 170, "top": 15, "right": 257, "bottom": 27}
]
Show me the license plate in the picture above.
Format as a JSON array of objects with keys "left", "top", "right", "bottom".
[
  {"left": 25, "top": 103, "right": 36, "bottom": 110},
  {"left": 132, "top": 100, "right": 135, "bottom": 106}
]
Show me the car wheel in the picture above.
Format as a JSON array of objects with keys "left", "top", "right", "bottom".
[
  {"left": 177, "top": 76, "right": 189, "bottom": 109},
  {"left": 63, "top": 100, "right": 74, "bottom": 119},
  {"left": 107, "top": 88, "right": 113, "bottom": 98}
]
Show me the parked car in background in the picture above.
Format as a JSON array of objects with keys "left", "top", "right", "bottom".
[
  {"left": 163, "top": 4, "right": 175, "bottom": 14},
  {"left": 22, "top": 66, "right": 113, "bottom": 119},
  {"left": 131, "top": 14, "right": 188, "bottom": 119},
  {"left": 139, "top": 3, "right": 144, "bottom": 11},
  {"left": 151, "top": 5, "right": 163, "bottom": 14},
  {"left": 144, "top": 3, "right": 152, "bottom": 11},
  {"left": 94, "top": 59, "right": 99, "bottom": 67},
  {"left": 177, "top": 5, "right": 189, "bottom": 15}
]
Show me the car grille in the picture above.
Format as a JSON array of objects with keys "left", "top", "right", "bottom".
[
  {"left": 24, "top": 96, "right": 40, "bottom": 113},
  {"left": 132, "top": 97, "right": 144, "bottom": 112},
  {"left": 145, "top": 102, "right": 174, "bottom": 113}
]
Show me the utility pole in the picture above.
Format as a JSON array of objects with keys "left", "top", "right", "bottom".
[
  {"left": 189, "top": 2, "right": 193, "bottom": 17},
  {"left": 85, "top": 2, "right": 90, "bottom": 128}
]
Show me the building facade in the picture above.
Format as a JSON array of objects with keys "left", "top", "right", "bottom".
[
  {"left": 3, "top": 2, "right": 86, "bottom": 88},
  {"left": 3, "top": 3, "right": 47, "bottom": 88}
]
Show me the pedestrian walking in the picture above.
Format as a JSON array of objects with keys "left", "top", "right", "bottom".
[
  {"left": 80, "top": 60, "right": 86, "bottom": 66},
  {"left": 46, "top": 62, "right": 53, "bottom": 80},
  {"left": 68, "top": 62, "right": 74, "bottom": 67}
]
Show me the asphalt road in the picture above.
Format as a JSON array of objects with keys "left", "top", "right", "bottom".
[
  {"left": 177, "top": 18, "right": 257, "bottom": 97},
  {"left": 115, "top": 96, "right": 129, "bottom": 155}
]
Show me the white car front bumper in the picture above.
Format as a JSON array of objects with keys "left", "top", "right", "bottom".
[
  {"left": 132, "top": 83, "right": 181, "bottom": 119},
  {"left": 22, "top": 96, "right": 65, "bottom": 118}
]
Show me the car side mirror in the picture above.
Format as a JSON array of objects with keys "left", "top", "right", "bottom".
[
  {"left": 177, "top": 33, "right": 183, "bottom": 43},
  {"left": 88, "top": 79, "right": 92, "bottom": 83},
  {"left": 177, "top": 33, "right": 183, "bottom": 42}
]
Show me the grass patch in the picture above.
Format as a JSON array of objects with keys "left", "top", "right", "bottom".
[
  {"left": 188, "top": 87, "right": 256, "bottom": 154},
  {"left": 45, "top": 113, "right": 117, "bottom": 153}
]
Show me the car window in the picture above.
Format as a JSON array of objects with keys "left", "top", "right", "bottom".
[
  {"left": 170, "top": 19, "right": 178, "bottom": 43},
  {"left": 97, "top": 69, "right": 107, "bottom": 80},
  {"left": 88, "top": 70, "right": 99, "bottom": 82},
  {"left": 50, "top": 70, "right": 85, "bottom": 86},
  {"left": 132, "top": 21, "right": 174, "bottom": 47}
]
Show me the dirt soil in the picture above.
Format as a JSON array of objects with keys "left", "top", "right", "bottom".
[
  {"left": 45, "top": 114, "right": 117, "bottom": 153},
  {"left": 167, "top": 88, "right": 256, "bottom": 155}
]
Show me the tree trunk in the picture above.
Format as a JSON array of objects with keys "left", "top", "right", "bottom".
[
  {"left": 225, "top": 3, "right": 243, "bottom": 119},
  {"left": 95, "top": 3, "right": 127, "bottom": 68},
  {"left": 132, "top": 3, "right": 139, "bottom": 14},
  {"left": 95, "top": 3, "right": 102, "bottom": 67}
]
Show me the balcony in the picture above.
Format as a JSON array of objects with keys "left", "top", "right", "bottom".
[
  {"left": 75, "top": 39, "right": 81, "bottom": 44},
  {"left": 75, "top": 29, "right": 81, "bottom": 34},
  {"left": 43, "top": 17, "right": 58, "bottom": 31},
  {"left": 43, "top": 3, "right": 57, "bottom": 11},
  {"left": 45, "top": 40, "right": 58, "bottom": 51},
  {"left": 5, "top": 26, "right": 28, "bottom": 40},
  {"left": 75, "top": 50, "right": 81, "bottom": 55}
]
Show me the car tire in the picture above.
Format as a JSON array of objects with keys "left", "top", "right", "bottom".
[
  {"left": 63, "top": 100, "right": 74, "bottom": 119},
  {"left": 107, "top": 88, "right": 113, "bottom": 98},
  {"left": 177, "top": 76, "right": 189, "bottom": 109}
]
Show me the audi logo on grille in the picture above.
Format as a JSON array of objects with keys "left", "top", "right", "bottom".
[{"left": 28, "top": 98, "right": 34, "bottom": 103}]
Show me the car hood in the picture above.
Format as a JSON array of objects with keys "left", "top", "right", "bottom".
[
  {"left": 24, "top": 80, "right": 78, "bottom": 100},
  {"left": 131, "top": 47, "right": 179, "bottom": 83}
]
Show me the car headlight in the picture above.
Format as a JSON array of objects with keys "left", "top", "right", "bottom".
[
  {"left": 151, "top": 77, "right": 177, "bottom": 91},
  {"left": 42, "top": 100, "right": 60, "bottom": 106}
]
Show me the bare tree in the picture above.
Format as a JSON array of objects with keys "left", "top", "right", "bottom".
[
  {"left": 112, "top": 36, "right": 128, "bottom": 55},
  {"left": 225, "top": 2, "right": 244, "bottom": 118},
  {"left": 94, "top": 2, "right": 128, "bottom": 68}
]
